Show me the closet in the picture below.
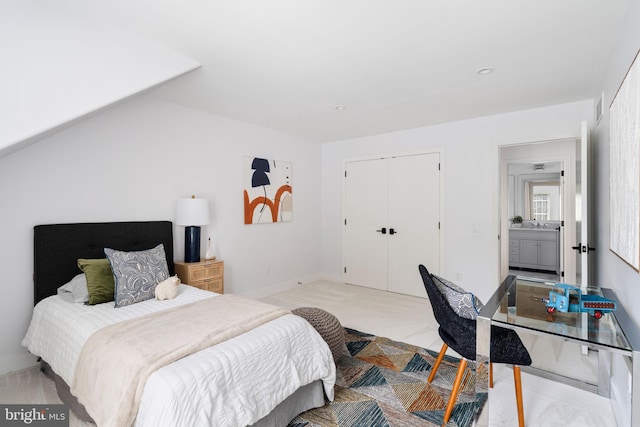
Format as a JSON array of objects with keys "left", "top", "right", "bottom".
[{"left": 344, "top": 153, "right": 441, "bottom": 298}]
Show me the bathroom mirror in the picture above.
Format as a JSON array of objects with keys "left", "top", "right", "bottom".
[{"left": 508, "top": 162, "right": 562, "bottom": 221}]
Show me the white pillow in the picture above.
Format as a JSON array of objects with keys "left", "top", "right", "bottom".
[{"left": 57, "top": 273, "right": 89, "bottom": 303}]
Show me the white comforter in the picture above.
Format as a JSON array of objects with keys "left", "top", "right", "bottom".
[{"left": 22, "top": 285, "right": 336, "bottom": 427}]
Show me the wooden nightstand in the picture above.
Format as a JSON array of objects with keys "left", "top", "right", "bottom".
[{"left": 174, "top": 259, "right": 224, "bottom": 294}]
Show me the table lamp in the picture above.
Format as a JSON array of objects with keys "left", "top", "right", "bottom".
[{"left": 176, "top": 195, "right": 210, "bottom": 263}]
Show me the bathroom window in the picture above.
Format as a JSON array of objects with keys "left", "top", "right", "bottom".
[
  {"left": 533, "top": 194, "right": 550, "bottom": 221},
  {"left": 527, "top": 181, "right": 560, "bottom": 221}
]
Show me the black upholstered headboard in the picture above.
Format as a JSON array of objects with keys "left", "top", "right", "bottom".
[{"left": 33, "top": 221, "right": 174, "bottom": 305}]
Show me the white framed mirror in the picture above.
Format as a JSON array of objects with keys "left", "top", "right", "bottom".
[{"left": 508, "top": 162, "right": 562, "bottom": 223}]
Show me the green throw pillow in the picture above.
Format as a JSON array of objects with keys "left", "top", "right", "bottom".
[{"left": 77, "top": 258, "right": 115, "bottom": 305}]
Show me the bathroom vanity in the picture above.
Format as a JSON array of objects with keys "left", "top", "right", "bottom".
[{"left": 509, "top": 227, "right": 560, "bottom": 273}]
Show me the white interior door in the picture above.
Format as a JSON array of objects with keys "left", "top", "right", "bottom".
[
  {"left": 344, "top": 159, "right": 388, "bottom": 290},
  {"left": 345, "top": 153, "right": 440, "bottom": 297},
  {"left": 387, "top": 154, "right": 440, "bottom": 297},
  {"left": 575, "top": 121, "right": 590, "bottom": 287}
]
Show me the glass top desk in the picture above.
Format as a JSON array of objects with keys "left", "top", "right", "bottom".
[{"left": 475, "top": 275, "right": 640, "bottom": 426}]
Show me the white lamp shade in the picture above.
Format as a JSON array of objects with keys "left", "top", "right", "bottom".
[{"left": 176, "top": 198, "right": 210, "bottom": 226}]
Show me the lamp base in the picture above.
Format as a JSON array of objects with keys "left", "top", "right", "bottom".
[{"left": 184, "top": 226, "right": 201, "bottom": 263}]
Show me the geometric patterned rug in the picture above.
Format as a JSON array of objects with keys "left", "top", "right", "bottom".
[{"left": 288, "top": 328, "right": 487, "bottom": 427}]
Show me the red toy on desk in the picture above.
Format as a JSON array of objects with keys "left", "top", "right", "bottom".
[{"left": 544, "top": 283, "right": 617, "bottom": 319}]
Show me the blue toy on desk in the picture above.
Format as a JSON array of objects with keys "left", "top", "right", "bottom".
[{"left": 544, "top": 283, "right": 617, "bottom": 319}]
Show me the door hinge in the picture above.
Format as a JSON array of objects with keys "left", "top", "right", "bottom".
[
  {"left": 438, "top": 163, "right": 441, "bottom": 171},
  {"left": 561, "top": 271, "right": 565, "bottom": 278},
  {"left": 438, "top": 222, "right": 441, "bottom": 230},
  {"left": 561, "top": 170, "right": 565, "bottom": 177},
  {"left": 561, "top": 220, "right": 564, "bottom": 227},
  {"left": 344, "top": 267, "right": 347, "bottom": 273},
  {"left": 344, "top": 219, "right": 347, "bottom": 225},
  {"left": 344, "top": 171, "right": 347, "bottom": 178}
]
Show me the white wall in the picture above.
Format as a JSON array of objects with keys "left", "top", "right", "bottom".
[
  {"left": 591, "top": 1, "right": 640, "bottom": 425},
  {"left": 321, "top": 100, "right": 592, "bottom": 303},
  {"left": 0, "top": 95, "right": 322, "bottom": 375},
  {"left": 592, "top": 0, "right": 640, "bottom": 334},
  {"left": 0, "top": 1, "right": 199, "bottom": 156}
]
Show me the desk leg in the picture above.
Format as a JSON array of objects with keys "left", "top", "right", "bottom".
[
  {"left": 476, "top": 316, "right": 491, "bottom": 426},
  {"left": 580, "top": 312, "right": 589, "bottom": 356},
  {"left": 597, "top": 349, "right": 611, "bottom": 398},
  {"left": 633, "top": 349, "right": 640, "bottom": 426}
]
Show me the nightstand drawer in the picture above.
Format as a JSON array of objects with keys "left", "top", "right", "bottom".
[
  {"left": 192, "top": 277, "right": 224, "bottom": 293},
  {"left": 190, "top": 263, "right": 220, "bottom": 281},
  {"left": 174, "top": 260, "right": 224, "bottom": 294}
]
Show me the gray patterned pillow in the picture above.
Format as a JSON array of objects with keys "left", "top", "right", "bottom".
[
  {"left": 432, "top": 274, "right": 484, "bottom": 319},
  {"left": 105, "top": 244, "right": 169, "bottom": 308}
]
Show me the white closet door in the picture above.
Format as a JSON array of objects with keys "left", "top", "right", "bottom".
[
  {"left": 344, "top": 153, "right": 440, "bottom": 297},
  {"left": 344, "top": 159, "right": 388, "bottom": 290},
  {"left": 387, "top": 153, "right": 440, "bottom": 297}
]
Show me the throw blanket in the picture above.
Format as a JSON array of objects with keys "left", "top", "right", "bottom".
[{"left": 71, "top": 294, "right": 290, "bottom": 427}]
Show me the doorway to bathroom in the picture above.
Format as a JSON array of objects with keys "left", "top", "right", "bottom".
[
  {"left": 507, "top": 161, "right": 563, "bottom": 281},
  {"left": 499, "top": 123, "right": 590, "bottom": 287}
]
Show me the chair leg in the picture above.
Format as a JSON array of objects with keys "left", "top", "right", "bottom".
[
  {"left": 443, "top": 359, "right": 468, "bottom": 423},
  {"left": 513, "top": 366, "right": 525, "bottom": 427},
  {"left": 490, "top": 362, "right": 494, "bottom": 388},
  {"left": 428, "top": 343, "right": 448, "bottom": 383}
]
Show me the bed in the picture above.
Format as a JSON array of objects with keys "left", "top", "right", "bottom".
[{"left": 22, "top": 221, "right": 335, "bottom": 427}]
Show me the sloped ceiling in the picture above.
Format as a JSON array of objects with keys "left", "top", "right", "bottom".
[
  {"left": 0, "top": 1, "right": 200, "bottom": 157},
  {"left": 2, "top": 0, "right": 632, "bottom": 152}
]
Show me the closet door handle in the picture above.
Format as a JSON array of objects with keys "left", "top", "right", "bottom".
[
  {"left": 376, "top": 227, "right": 387, "bottom": 234},
  {"left": 389, "top": 228, "right": 397, "bottom": 235}
]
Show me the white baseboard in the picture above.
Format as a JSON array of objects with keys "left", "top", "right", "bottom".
[
  {"left": 240, "top": 274, "right": 322, "bottom": 299},
  {"left": 319, "top": 272, "right": 344, "bottom": 284},
  {"left": 0, "top": 351, "right": 39, "bottom": 377}
]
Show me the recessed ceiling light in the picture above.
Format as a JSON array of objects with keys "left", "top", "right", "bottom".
[
  {"left": 476, "top": 67, "right": 494, "bottom": 75},
  {"left": 335, "top": 105, "right": 346, "bottom": 110}
]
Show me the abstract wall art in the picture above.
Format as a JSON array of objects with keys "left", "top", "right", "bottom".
[
  {"left": 609, "top": 49, "right": 640, "bottom": 271},
  {"left": 243, "top": 157, "right": 293, "bottom": 224}
]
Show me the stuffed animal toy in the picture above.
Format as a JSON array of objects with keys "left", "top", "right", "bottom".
[{"left": 155, "top": 275, "right": 181, "bottom": 300}]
